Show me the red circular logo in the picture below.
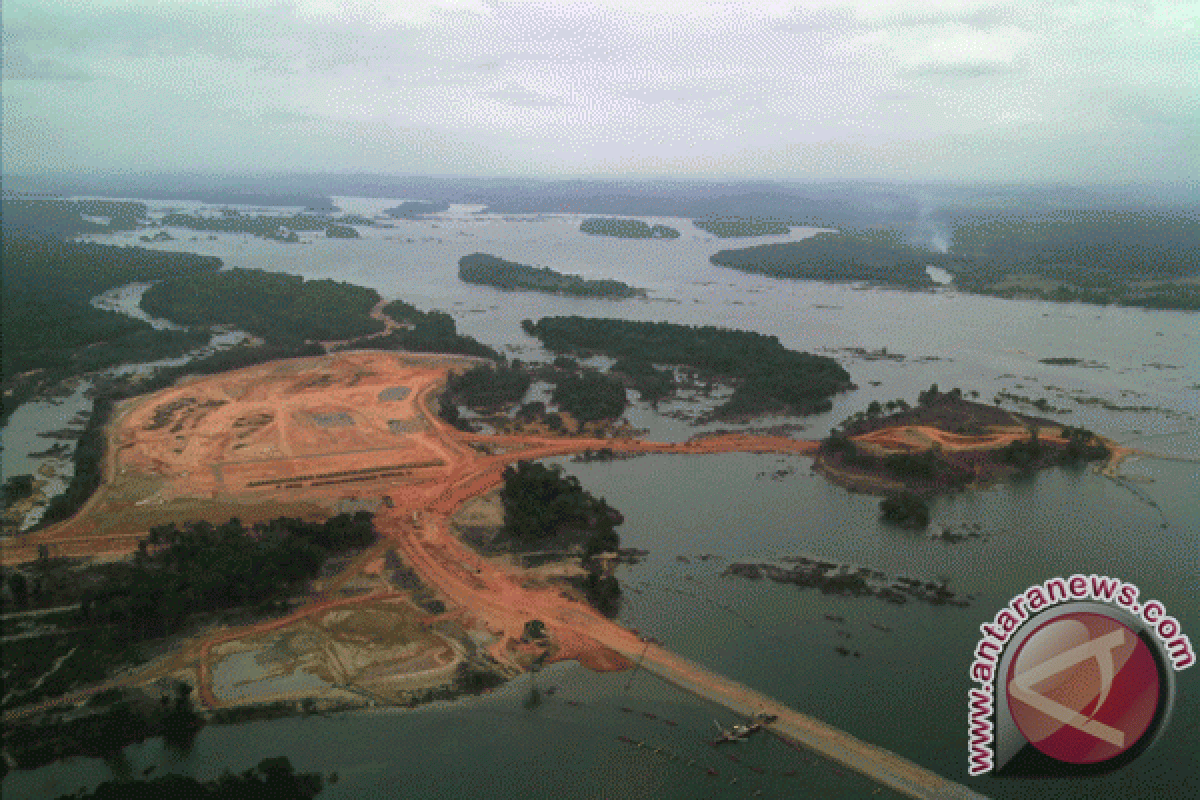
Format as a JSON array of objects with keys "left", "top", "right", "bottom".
[{"left": 1006, "top": 612, "right": 1161, "bottom": 765}]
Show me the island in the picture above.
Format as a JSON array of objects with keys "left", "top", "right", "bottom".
[
  {"left": 816, "top": 384, "right": 1112, "bottom": 503},
  {"left": 579, "top": 218, "right": 680, "bottom": 238},
  {"left": 458, "top": 253, "right": 645, "bottom": 298},
  {"left": 694, "top": 216, "right": 791, "bottom": 237},
  {"left": 325, "top": 223, "right": 361, "bottom": 238},
  {"left": 521, "top": 316, "right": 854, "bottom": 419},
  {"left": 157, "top": 209, "right": 363, "bottom": 241},
  {"left": 385, "top": 201, "right": 451, "bottom": 218}
]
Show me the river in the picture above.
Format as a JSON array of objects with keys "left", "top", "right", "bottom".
[{"left": 2, "top": 199, "right": 1197, "bottom": 798}]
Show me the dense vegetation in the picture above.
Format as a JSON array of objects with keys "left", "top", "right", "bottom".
[
  {"left": 550, "top": 370, "right": 629, "bottom": 422},
  {"left": 711, "top": 212, "right": 1200, "bottom": 310},
  {"left": 1, "top": 234, "right": 219, "bottom": 417},
  {"left": 694, "top": 216, "right": 791, "bottom": 237},
  {"left": 579, "top": 218, "right": 679, "bottom": 238},
  {"left": 52, "top": 757, "right": 325, "bottom": 799},
  {"left": 325, "top": 223, "right": 360, "bottom": 238},
  {"left": 499, "top": 461, "right": 620, "bottom": 543},
  {"left": 879, "top": 492, "right": 931, "bottom": 529},
  {"left": 499, "top": 461, "right": 623, "bottom": 615},
  {"left": 4, "top": 683, "right": 205, "bottom": 775},
  {"left": 335, "top": 298, "right": 500, "bottom": 360},
  {"left": 523, "top": 316, "right": 853, "bottom": 418},
  {"left": 711, "top": 231, "right": 943, "bottom": 288},
  {"left": 458, "top": 253, "right": 645, "bottom": 298},
  {"left": 443, "top": 364, "right": 532, "bottom": 411},
  {"left": 141, "top": 268, "right": 384, "bottom": 346},
  {"left": 3, "top": 474, "right": 36, "bottom": 508},
  {"left": 610, "top": 358, "right": 674, "bottom": 405},
  {"left": 77, "top": 514, "right": 376, "bottom": 641},
  {"left": 158, "top": 210, "right": 363, "bottom": 241},
  {"left": 385, "top": 201, "right": 450, "bottom": 217},
  {"left": 2, "top": 195, "right": 149, "bottom": 238}
]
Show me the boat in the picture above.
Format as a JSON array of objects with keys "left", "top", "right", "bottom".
[{"left": 710, "top": 713, "right": 777, "bottom": 745}]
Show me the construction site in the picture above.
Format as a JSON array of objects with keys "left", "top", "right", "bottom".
[{"left": 3, "top": 349, "right": 1110, "bottom": 798}]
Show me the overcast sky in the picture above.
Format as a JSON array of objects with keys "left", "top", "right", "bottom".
[{"left": 3, "top": 0, "right": 1197, "bottom": 183}]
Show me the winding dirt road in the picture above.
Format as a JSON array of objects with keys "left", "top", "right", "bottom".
[{"left": 5, "top": 351, "right": 988, "bottom": 798}]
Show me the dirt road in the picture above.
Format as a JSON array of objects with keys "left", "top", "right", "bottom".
[{"left": 5, "top": 351, "right": 987, "bottom": 798}]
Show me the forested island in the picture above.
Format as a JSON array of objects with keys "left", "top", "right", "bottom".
[
  {"left": 579, "top": 218, "right": 679, "bottom": 238},
  {"left": 157, "top": 210, "right": 366, "bottom": 241},
  {"left": 817, "top": 385, "right": 1111, "bottom": 502},
  {"left": 522, "top": 316, "right": 853, "bottom": 418},
  {"left": 385, "top": 201, "right": 450, "bottom": 217},
  {"left": 458, "top": 253, "right": 645, "bottom": 298},
  {"left": 694, "top": 216, "right": 791, "bottom": 237},
  {"left": 710, "top": 212, "right": 1200, "bottom": 310}
]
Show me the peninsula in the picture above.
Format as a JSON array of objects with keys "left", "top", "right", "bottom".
[{"left": 458, "top": 253, "right": 645, "bottom": 298}]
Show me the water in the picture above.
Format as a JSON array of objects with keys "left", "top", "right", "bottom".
[
  {"left": 4, "top": 201, "right": 1197, "bottom": 798},
  {"left": 1, "top": 284, "right": 249, "bottom": 529}
]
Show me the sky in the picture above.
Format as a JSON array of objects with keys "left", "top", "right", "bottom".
[{"left": 3, "top": 0, "right": 1198, "bottom": 184}]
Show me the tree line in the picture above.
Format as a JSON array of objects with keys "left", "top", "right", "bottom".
[{"left": 522, "top": 316, "right": 852, "bottom": 419}]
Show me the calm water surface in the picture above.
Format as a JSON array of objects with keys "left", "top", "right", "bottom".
[{"left": 4, "top": 203, "right": 1197, "bottom": 798}]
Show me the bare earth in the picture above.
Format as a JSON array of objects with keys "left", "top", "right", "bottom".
[{"left": 3, "top": 351, "right": 989, "bottom": 799}]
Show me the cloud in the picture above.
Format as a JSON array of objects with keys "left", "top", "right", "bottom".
[
  {"left": 3, "top": 48, "right": 93, "bottom": 81},
  {"left": 1, "top": 0, "right": 1195, "bottom": 181}
]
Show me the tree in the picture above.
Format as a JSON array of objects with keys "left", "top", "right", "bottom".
[
  {"left": 8, "top": 572, "right": 29, "bottom": 609},
  {"left": 880, "top": 492, "right": 931, "bottom": 529}
]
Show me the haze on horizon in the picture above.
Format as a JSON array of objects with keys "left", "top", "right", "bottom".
[{"left": 3, "top": 0, "right": 1197, "bottom": 186}]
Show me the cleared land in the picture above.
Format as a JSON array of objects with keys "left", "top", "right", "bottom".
[{"left": 3, "top": 351, "right": 988, "bottom": 798}]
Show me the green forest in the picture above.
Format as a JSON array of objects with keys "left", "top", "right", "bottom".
[
  {"left": 443, "top": 364, "right": 531, "bottom": 411},
  {"left": 498, "top": 461, "right": 623, "bottom": 614},
  {"left": 710, "top": 231, "right": 945, "bottom": 288},
  {"left": 522, "top": 316, "right": 853, "bottom": 418},
  {"left": 499, "top": 461, "right": 619, "bottom": 543},
  {"left": 2, "top": 514, "right": 376, "bottom": 716},
  {"left": 141, "top": 268, "right": 385, "bottom": 346},
  {"left": 1, "top": 196, "right": 149, "bottom": 238},
  {"left": 1, "top": 234, "right": 220, "bottom": 417},
  {"left": 579, "top": 218, "right": 680, "bottom": 238},
  {"left": 334, "top": 298, "right": 500, "bottom": 360},
  {"left": 80, "top": 514, "right": 377, "bottom": 642},
  {"left": 158, "top": 210, "right": 363, "bottom": 241},
  {"left": 694, "top": 216, "right": 792, "bottom": 237},
  {"left": 458, "top": 253, "right": 644, "bottom": 298},
  {"left": 710, "top": 212, "right": 1200, "bottom": 310},
  {"left": 551, "top": 370, "right": 628, "bottom": 422}
]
